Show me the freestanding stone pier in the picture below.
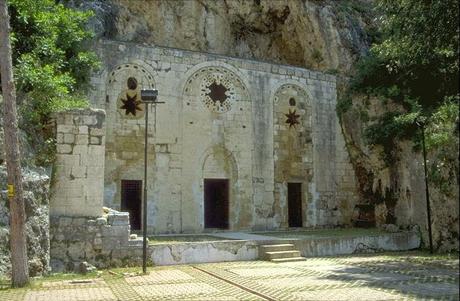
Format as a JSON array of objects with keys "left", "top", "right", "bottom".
[{"left": 49, "top": 109, "right": 144, "bottom": 272}]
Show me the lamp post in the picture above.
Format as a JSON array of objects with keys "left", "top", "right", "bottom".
[
  {"left": 140, "top": 89, "right": 163, "bottom": 273},
  {"left": 416, "top": 118, "right": 434, "bottom": 253}
]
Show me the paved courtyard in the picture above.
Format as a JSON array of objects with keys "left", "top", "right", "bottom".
[{"left": 1, "top": 252, "right": 458, "bottom": 301}]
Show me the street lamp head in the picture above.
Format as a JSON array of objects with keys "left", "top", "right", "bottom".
[{"left": 141, "top": 89, "right": 158, "bottom": 103}]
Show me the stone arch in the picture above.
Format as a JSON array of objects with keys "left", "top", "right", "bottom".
[
  {"left": 180, "top": 63, "right": 253, "bottom": 231},
  {"left": 199, "top": 145, "right": 240, "bottom": 229},
  {"left": 106, "top": 61, "right": 156, "bottom": 89},
  {"left": 273, "top": 83, "right": 312, "bottom": 130},
  {"left": 200, "top": 145, "right": 238, "bottom": 181},
  {"left": 181, "top": 61, "right": 250, "bottom": 96},
  {"left": 181, "top": 62, "right": 250, "bottom": 114},
  {"left": 104, "top": 62, "right": 157, "bottom": 119},
  {"left": 269, "top": 79, "right": 313, "bottom": 107}
]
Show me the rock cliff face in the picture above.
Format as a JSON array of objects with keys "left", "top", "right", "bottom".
[
  {"left": 340, "top": 97, "right": 459, "bottom": 252},
  {"left": 0, "top": 97, "right": 51, "bottom": 278},
  {"left": 0, "top": 166, "right": 50, "bottom": 277},
  {"left": 75, "top": 0, "right": 373, "bottom": 74}
]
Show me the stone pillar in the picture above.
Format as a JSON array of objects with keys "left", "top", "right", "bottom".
[{"left": 50, "top": 108, "right": 106, "bottom": 217}]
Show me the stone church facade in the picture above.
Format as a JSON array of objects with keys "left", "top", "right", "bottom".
[{"left": 83, "top": 39, "right": 357, "bottom": 234}]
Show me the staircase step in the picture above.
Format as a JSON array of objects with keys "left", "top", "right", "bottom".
[
  {"left": 265, "top": 250, "right": 301, "bottom": 260},
  {"left": 271, "top": 257, "right": 306, "bottom": 263},
  {"left": 260, "top": 244, "right": 295, "bottom": 253},
  {"left": 128, "top": 238, "right": 143, "bottom": 247}
]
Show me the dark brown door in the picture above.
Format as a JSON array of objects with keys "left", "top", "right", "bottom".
[
  {"left": 288, "top": 183, "right": 303, "bottom": 227},
  {"left": 121, "top": 180, "right": 142, "bottom": 230},
  {"left": 204, "top": 179, "right": 229, "bottom": 229}
]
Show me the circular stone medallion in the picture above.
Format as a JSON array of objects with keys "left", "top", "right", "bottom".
[{"left": 200, "top": 72, "right": 236, "bottom": 113}]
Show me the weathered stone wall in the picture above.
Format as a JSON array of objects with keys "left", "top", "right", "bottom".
[
  {"left": 87, "top": 39, "right": 358, "bottom": 233},
  {"left": 273, "top": 84, "right": 312, "bottom": 227},
  {"left": 149, "top": 231, "right": 420, "bottom": 266},
  {"left": 49, "top": 109, "right": 146, "bottom": 272},
  {"left": 151, "top": 240, "right": 259, "bottom": 266},
  {"left": 49, "top": 209, "right": 144, "bottom": 272},
  {"left": 0, "top": 166, "right": 50, "bottom": 277},
  {"left": 50, "top": 108, "right": 106, "bottom": 217}
]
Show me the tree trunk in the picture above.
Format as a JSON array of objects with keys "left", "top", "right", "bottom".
[{"left": 0, "top": 0, "right": 30, "bottom": 287}]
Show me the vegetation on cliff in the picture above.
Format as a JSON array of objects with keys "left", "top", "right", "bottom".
[{"left": 343, "top": 0, "right": 459, "bottom": 185}]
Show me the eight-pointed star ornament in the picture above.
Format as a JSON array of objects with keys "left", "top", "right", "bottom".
[
  {"left": 285, "top": 109, "right": 300, "bottom": 128},
  {"left": 206, "top": 81, "right": 228, "bottom": 104},
  {"left": 120, "top": 93, "right": 143, "bottom": 116}
]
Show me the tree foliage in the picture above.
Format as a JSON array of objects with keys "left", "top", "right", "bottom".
[
  {"left": 4, "top": 0, "right": 98, "bottom": 124},
  {"left": 352, "top": 0, "right": 458, "bottom": 107},
  {"left": 347, "top": 0, "right": 459, "bottom": 162}
]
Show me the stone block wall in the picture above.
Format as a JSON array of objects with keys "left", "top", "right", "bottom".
[
  {"left": 49, "top": 108, "right": 145, "bottom": 272},
  {"left": 85, "top": 39, "right": 359, "bottom": 233},
  {"left": 51, "top": 109, "right": 106, "bottom": 217},
  {"left": 49, "top": 209, "right": 144, "bottom": 272}
]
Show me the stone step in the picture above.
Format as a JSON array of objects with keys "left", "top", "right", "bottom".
[
  {"left": 265, "top": 250, "right": 301, "bottom": 260},
  {"left": 128, "top": 238, "right": 143, "bottom": 247},
  {"left": 271, "top": 257, "right": 306, "bottom": 263},
  {"left": 265, "top": 250, "right": 300, "bottom": 260},
  {"left": 260, "top": 244, "right": 295, "bottom": 253}
]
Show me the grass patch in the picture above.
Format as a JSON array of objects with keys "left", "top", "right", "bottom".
[
  {"left": 0, "top": 267, "right": 154, "bottom": 291},
  {"left": 252, "top": 228, "right": 387, "bottom": 239},
  {"left": 148, "top": 234, "right": 229, "bottom": 245},
  {"left": 0, "top": 272, "right": 99, "bottom": 291}
]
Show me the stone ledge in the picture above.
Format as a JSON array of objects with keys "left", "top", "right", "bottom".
[{"left": 149, "top": 231, "right": 421, "bottom": 266}]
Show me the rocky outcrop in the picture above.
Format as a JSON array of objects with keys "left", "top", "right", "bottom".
[
  {"left": 0, "top": 166, "right": 50, "bottom": 277},
  {"left": 339, "top": 96, "right": 459, "bottom": 252},
  {"left": 0, "top": 94, "right": 52, "bottom": 278},
  {"left": 69, "top": 0, "right": 374, "bottom": 74}
]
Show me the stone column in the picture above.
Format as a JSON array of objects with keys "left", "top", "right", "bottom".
[{"left": 50, "top": 108, "right": 106, "bottom": 217}]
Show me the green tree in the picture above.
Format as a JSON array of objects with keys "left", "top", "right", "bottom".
[
  {"left": 5, "top": 0, "right": 99, "bottom": 124},
  {"left": 346, "top": 0, "right": 459, "bottom": 161}
]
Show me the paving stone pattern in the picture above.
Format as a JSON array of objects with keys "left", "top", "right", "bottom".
[{"left": 1, "top": 253, "right": 458, "bottom": 300}]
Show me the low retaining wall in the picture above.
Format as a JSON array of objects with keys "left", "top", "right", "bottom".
[
  {"left": 50, "top": 226, "right": 420, "bottom": 270},
  {"left": 291, "top": 231, "right": 421, "bottom": 257},
  {"left": 50, "top": 210, "right": 144, "bottom": 272},
  {"left": 150, "top": 240, "right": 259, "bottom": 265},
  {"left": 150, "top": 231, "right": 420, "bottom": 266}
]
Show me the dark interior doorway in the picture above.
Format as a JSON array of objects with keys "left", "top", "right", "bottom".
[
  {"left": 204, "top": 179, "right": 229, "bottom": 229},
  {"left": 121, "top": 180, "right": 142, "bottom": 230},
  {"left": 288, "top": 182, "right": 303, "bottom": 227}
]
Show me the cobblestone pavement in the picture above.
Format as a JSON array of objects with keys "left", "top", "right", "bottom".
[{"left": 1, "top": 252, "right": 458, "bottom": 300}]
